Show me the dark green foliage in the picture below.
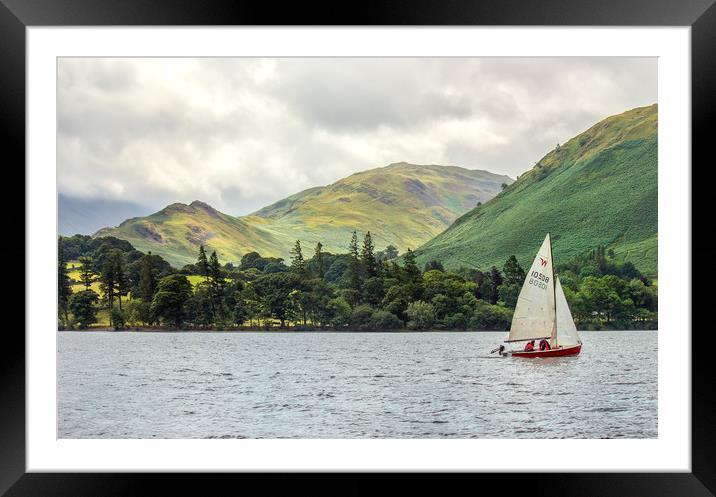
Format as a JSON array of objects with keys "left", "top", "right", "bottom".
[
  {"left": 370, "top": 310, "right": 403, "bottom": 330},
  {"left": 497, "top": 283, "right": 521, "bottom": 308},
  {"left": 290, "top": 240, "right": 305, "bottom": 274},
  {"left": 125, "top": 299, "right": 154, "bottom": 326},
  {"left": 556, "top": 245, "right": 644, "bottom": 282},
  {"left": 58, "top": 237, "right": 72, "bottom": 323},
  {"left": 553, "top": 249, "right": 657, "bottom": 328},
  {"left": 59, "top": 222, "right": 656, "bottom": 330},
  {"left": 487, "top": 266, "right": 503, "bottom": 305},
  {"left": 360, "top": 231, "right": 377, "bottom": 278},
  {"left": 382, "top": 284, "right": 412, "bottom": 322},
  {"left": 79, "top": 256, "right": 94, "bottom": 290},
  {"left": 240, "top": 252, "right": 287, "bottom": 273},
  {"left": 186, "top": 282, "right": 216, "bottom": 328},
  {"left": 68, "top": 290, "right": 99, "bottom": 329},
  {"left": 424, "top": 260, "right": 444, "bottom": 272},
  {"left": 98, "top": 250, "right": 121, "bottom": 322},
  {"left": 313, "top": 242, "right": 325, "bottom": 278},
  {"left": 240, "top": 252, "right": 266, "bottom": 271},
  {"left": 96, "top": 248, "right": 131, "bottom": 325},
  {"left": 469, "top": 302, "right": 513, "bottom": 330},
  {"left": 263, "top": 261, "right": 289, "bottom": 273},
  {"left": 325, "top": 297, "right": 352, "bottom": 327},
  {"left": 60, "top": 234, "right": 135, "bottom": 260},
  {"left": 197, "top": 245, "right": 209, "bottom": 277},
  {"left": 323, "top": 255, "right": 350, "bottom": 284},
  {"left": 114, "top": 253, "right": 129, "bottom": 310},
  {"left": 208, "top": 251, "right": 223, "bottom": 288},
  {"left": 151, "top": 274, "right": 193, "bottom": 328},
  {"left": 110, "top": 307, "right": 127, "bottom": 330},
  {"left": 232, "top": 296, "right": 249, "bottom": 326},
  {"left": 350, "top": 304, "right": 374, "bottom": 327},
  {"left": 185, "top": 250, "right": 235, "bottom": 327},
  {"left": 402, "top": 248, "right": 421, "bottom": 284},
  {"left": 342, "top": 231, "right": 362, "bottom": 302},
  {"left": 444, "top": 312, "right": 468, "bottom": 330},
  {"left": 502, "top": 255, "right": 525, "bottom": 286},
  {"left": 361, "top": 277, "right": 385, "bottom": 307},
  {"left": 137, "top": 252, "right": 158, "bottom": 302},
  {"left": 128, "top": 252, "right": 171, "bottom": 299},
  {"left": 253, "top": 272, "right": 308, "bottom": 327},
  {"left": 376, "top": 244, "right": 399, "bottom": 262}
]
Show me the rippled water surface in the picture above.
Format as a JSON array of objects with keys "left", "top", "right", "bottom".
[{"left": 58, "top": 331, "right": 657, "bottom": 439}]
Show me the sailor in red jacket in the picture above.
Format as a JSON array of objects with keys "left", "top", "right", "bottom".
[
  {"left": 539, "top": 339, "right": 551, "bottom": 351},
  {"left": 524, "top": 340, "right": 535, "bottom": 352}
]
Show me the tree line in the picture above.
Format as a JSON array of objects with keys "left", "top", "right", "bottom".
[{"left": 58, "top": 233, "right": 657, "bottom": 331}]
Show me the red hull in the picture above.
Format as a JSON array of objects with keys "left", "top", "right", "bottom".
[{"left": 511, "top": 343, "right": 582, "bottom": 358}]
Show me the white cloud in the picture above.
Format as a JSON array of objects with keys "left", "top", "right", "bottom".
[{"left": 57, "top": 57, "right": 657, "bottom": 215}]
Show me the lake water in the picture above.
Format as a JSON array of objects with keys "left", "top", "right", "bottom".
[{"left": 58, "top": 330, "right": 657, "bottom": 439}]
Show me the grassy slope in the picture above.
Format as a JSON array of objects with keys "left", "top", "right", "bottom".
[
  {"left": 96, "top": 163, "right": 511, "bottom": 267},
  {"left": 248, "top": 162, "right": 512, "bottom": 258},
  {"left": 413, "top": 104, "right": 658, "bottom": 275},
  {"left": 95, "top": 201, "right": 289, "bottom": 268}
]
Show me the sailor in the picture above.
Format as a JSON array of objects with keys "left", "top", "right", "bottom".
[
  {"left": 490, "top": 345, "right": 506, "bottom": 355},
  {"left": 524, "top": 340, "right": 535, "bottom": 352},
  {"left": 539, "top": 339, "right": 551, "bottom": 351}
]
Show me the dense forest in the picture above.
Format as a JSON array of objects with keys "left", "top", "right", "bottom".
[{"left": 58, "top": 233, "right": 657, "bottom": 332}]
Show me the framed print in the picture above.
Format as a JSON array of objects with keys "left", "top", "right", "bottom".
[{"left": 3, "top": 0, "right": 713, "bottom": 494}]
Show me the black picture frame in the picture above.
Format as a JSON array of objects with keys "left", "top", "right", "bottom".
[{"left": 2, "top": 0, "right": 712, "bottom": 494}]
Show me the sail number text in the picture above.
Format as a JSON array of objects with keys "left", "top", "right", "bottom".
[{"left": 529, "top": 270, "right": 550, "bottom": 290}]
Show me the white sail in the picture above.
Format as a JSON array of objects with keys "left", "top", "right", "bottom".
[
  {"left": 506, "top": 234, "right": 555, "bottom": 342},
  {"left": 555, "top": 277, "right": 581, "bottom": 347}
]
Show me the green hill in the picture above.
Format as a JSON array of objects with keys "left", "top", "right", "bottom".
[
  {"left": 413, "top": 104, "right": 658, "bottom": 276},
  {"left": 95, "top": 163, "right": 512, "bottom": 267}
]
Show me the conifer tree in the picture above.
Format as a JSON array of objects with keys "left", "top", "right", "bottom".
[
  {"left": 502, "top": 255, "right": 526, "bottom": 286},
  {"left": 138, "top": 252, "right": 157, "bottom": 303},
  {"left": 209, "top": 251, "right": 223, "bottom": 289},
  {"left": 402, "top": 248, "right": 421, "bottom": 283},
  {"left": 58, "top": 237, "right": 72, "bottom": 323},
  {"left": 208, "top": 251, "right": 225, "bottom": 317},
  {"left": 290, "top": 240, "right": 305, "bottom": 274},
  {"left": 79, "top": 255, "right": 94, "bottom": 290},
  {"left": 360, "top": 231, "right": 377, "bottom": 278},
  {"left": 197, "top": 245, "right": 209, "bottom": 280},
  {"left": 114, "top": 251, "right": 129, "bottom": 311},
  {"left": 314, "top": 242, "right": 325, "bottom": 278},
  {"left": 345, "top": 231, "right": 361, "bottom": 293},
  {"left": 99, "top": 254, "right": 117, "bottom": 325},
  {"left": 488, "top": 266, "right": 504, "bottom": 305}
]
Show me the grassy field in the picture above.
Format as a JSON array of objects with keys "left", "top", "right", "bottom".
[
  {"left": 64, "top": 269, "right": 229, "bottom": 328},
  {"left": 67, "top": 260, "right": 103, "bottom": 294},
  {"left": 94, "top": 163, "right": 512, "bottom": 267},
  {"left": 413, "top": 104, "right": 658, "bottom": 276}
]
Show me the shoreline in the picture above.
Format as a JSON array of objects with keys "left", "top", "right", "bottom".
[
  {"left": 58, "top": 328, "right": 499, "bottom": 334},
  {"left": 58, "top": 328, "right": 656, "bottom": 334}
]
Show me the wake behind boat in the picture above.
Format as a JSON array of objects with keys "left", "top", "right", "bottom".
[{"left": 494, "top": 233, "right": 582, "bottom": 358}]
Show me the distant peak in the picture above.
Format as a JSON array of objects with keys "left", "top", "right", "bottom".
[
  {"left": 190, "top": 200, "right": 213, "bottom": 210},
  {"left": 158, "top": 200, "right": 219, "bottom": 216},
  {"left": 162, "top": 202, "right": 189, "bottom": 211}
]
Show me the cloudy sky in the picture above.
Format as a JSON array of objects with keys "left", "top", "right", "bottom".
[{"left": 58, "top": 57, "right": 657, "bottom": 216}]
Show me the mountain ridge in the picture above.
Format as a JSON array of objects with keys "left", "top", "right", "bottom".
[
  {"left": 95, "top": 162, "right": 512, "bottom": 267},
  {"left": 413, "top": 104, "right": 658, "bottom": 275}
]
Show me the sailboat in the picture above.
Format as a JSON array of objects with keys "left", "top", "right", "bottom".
[{"left": 501, "top": 233, "right": 582, "bottom": 358}]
